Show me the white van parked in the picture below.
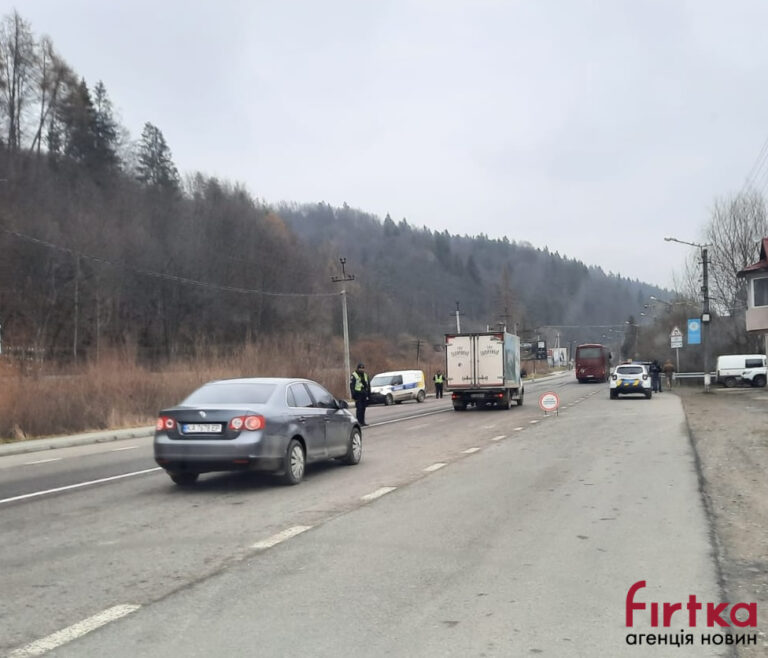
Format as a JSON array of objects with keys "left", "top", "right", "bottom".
[
  {"left": 369, "top": 370, "right": 427, "bottom": 405},
  {"left": 715, "top": 354, "right": 767, "bottom": 388}
]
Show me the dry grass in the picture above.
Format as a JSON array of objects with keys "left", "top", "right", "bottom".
[{"left": 0, "top": 335, "right": 444, "bottom": 441}]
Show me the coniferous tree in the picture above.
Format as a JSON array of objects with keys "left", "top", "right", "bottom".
[
  {"left": 91, "top": 80, "right": 120, "bottom": 172},
  {"left": 135, "top": 121, "right": 179, "bottom": 191},
  {"left": 58, "top": 78, "right": 96, "bottom": 164}
]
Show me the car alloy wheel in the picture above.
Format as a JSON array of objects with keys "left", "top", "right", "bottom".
[
  {"left": 342, "top": 428, "right": 362, "bottom": 465},
  {"left": 282, "top": 439, "right": 305, "bottom": 485}
]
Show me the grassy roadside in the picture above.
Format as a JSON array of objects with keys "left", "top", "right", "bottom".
[{"left": 0, "top": 337, "right": 443, "bottom": 442}]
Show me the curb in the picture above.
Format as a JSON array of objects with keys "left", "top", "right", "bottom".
[
  {"left": 0, "top": 426, "right": 154, "bottom": 457},
  {"left": 0, "top": 374, "right": 571, "bottom": 458}
]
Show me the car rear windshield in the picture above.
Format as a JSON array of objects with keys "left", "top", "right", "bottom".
[
  {"left": 371, "top": 375, "right": 394, "bottom": 386},
  {"left": 617, "top": 366, "right": 643, "bottom": 375},
  {"left": 577, "top": 348, "right": 603, "bottom": 359},
  {"left": 182, "top": 383, "right": 276, "bottom": 405}
]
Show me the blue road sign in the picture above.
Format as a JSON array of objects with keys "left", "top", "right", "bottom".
[{"left": 687, "top": 318, "right": 701, "bottom": 345}]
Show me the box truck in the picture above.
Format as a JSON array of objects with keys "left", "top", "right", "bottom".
[{"left": 445, "top": 332, "right": 524, "bottom": 410}]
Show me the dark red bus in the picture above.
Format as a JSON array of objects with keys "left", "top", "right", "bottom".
[{"left": 575, "top": 344, "right": 611, "bottom": 383}]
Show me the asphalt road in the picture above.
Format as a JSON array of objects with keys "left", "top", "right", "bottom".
[{"left": 2, "top": 376, "right": 726, "bottom": 657}]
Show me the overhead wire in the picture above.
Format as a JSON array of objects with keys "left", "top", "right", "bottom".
[
  {"left": 741, "top": 133, "right": 768, "bottom": 193},
  {"left": 0, "top": 223, "right": 340, "bottom": 298}
]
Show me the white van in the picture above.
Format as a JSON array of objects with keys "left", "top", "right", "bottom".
[
  {"left": 715, "top": 354, "right": 767, "bottom": 388},
  {"left": 369, "top": 370, "right": 427, "bottom": 405}
]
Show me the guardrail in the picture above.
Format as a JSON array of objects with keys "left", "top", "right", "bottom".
[
  {"left": 672, "top": 372, "right": 718, "bottom": 391},
  {"left": 673, "top": 372, "right": 716, "bottom": 381}
]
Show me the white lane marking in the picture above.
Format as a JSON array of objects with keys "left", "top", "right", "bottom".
[
  {"left": 23, "top": 457, "right": 63, "bottom": 465},
  {"left": 423, "top": 462, "right": 447, "bottom": 472},
  {"left": 462, "top": 447, "right": 480, "bottom": 454},
  {"left": 529, "top": 420, "right": 539, "bottom": 424},
  {"left": 482, "top": 424, "right": 497, "bottom": 429},
  {"left": 371, "top": 408, "right": 451, "bottom": 427},
  {"left": 9, "top": 604, "right": 141, "bottom": 657},
  {"left": 490, "top": 435, "right": 506, "bottom": 442},
  {"left": 0, "top": 468, "right": 162, "bottom": 506},
  {"left": 251, "top": 525, "right": 313, "bottom": 550},
  {"left": 407, "top": 423, "right": 429, "bottom": 431},
  {"left": 361, "top": 486, "right": 397, "bottom": 502},
  {"left": 514, "top": 427, "right": 524, "bottom": 431},
  {"left": 110, "top": 445, "right": 138, "bottom": 452}
]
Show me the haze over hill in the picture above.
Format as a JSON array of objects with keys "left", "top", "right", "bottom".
[{"left": 0, "top": 9, "right": 667, "bottom": 363}]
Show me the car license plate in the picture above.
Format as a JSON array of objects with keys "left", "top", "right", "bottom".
[{"left": 181, "top": 423, "right": 223, "bottom": 434}]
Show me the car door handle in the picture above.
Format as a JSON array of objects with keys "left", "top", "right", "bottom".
[{"left": 297, "top": 416, "right": 307, "bottom": 422}]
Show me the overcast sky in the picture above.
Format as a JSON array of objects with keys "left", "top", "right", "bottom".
[{"left": 15, "top": 0, "right": 768, "bottom": 288}]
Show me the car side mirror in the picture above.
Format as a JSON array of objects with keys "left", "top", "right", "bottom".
[{"left": 338, "top": 399, "right": 349, "bottom": 409}]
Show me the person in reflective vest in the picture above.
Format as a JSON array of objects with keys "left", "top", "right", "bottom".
[
  {"left": 433, "top": 370, "right": 444, "bottom": 399},
  {"left": 349, "top": 363, "right": 371, "bottom": 426}
]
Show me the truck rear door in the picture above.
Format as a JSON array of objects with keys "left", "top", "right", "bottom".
[
  {"left": 446, "top": 335, "right": 474, "bottom": 388},
  {"left": 476, "top": 334, "right": 504, "bottom": 387}
]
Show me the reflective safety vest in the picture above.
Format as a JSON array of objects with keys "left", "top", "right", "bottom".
[
  {"left": 352, "top": 371, "right": 368, "bottom": 391},
  {"left": 434, "top": 374, "right": 444, "bottom": 384}
]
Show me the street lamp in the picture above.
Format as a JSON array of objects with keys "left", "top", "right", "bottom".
[
  {"left": 624, "top": 320, "right": 639, "bottom": 360},
  {"left": 664, "top": 236, "right": 712, "bottom": 390}
]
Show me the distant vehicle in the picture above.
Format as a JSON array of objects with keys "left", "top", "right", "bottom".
[
  {"left": 715, "top": 354, "right": 767, "bottom": 388},
  {"left": 369, "top": 370, "right": 427, "bottom": 405},
  {"left": 575, "top": 343, "right": 611, "bottom": 383},
  {"left": 445, "top": 331, "right": 524, "bottom": 410},
  {"left": 610, "top": 364, "right": 652, "bottom": 399},
  {"left": 154, "top": 378, "right": 361, "bottom": 486}
]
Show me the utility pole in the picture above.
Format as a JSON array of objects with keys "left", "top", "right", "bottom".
[
  {"left": 702, "top": 247, "right": 711, "bottom": 391},
  {"left": 331, "top": 257, "right": 355, "bottom": 390},
  {"left": 73, "top": 255, "right": 80, "bottom": 361},
  {"left": 665, "top": 237, "right": 712, "bottom": 391},
  {"left": 415, "top": 338, "right": 421, "bottom": 367},
  {"left": 454, "top": 301, "right": 463, "bottom": 333}
]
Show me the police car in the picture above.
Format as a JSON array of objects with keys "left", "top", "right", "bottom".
[
  {"left": 369, "top": 370, "right": 426, "bottom": 405},
  {"left": 610, "top": 363, "right": 652, "bottom": 399}
]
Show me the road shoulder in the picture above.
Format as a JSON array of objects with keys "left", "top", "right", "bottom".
[{"left": 678, "top": 386, "right": 768, "bottom": 656}]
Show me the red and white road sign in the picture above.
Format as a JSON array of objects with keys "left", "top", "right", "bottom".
[{"left": 538, "top": 391, "right": 560, "bottom": 412}]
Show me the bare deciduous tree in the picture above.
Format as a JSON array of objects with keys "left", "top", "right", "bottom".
[
  {"left": 29, "top": 35, "right": 72, "bottom": 155},
  {"left": 705, "top": 189, "right": 767, "bottom": 314},
  {"left": 0, "top": 10, "right": 36, "bottom": 151}
]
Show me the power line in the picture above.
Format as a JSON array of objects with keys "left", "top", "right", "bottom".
[
  {"left": 741, "top": 132, "right": 768, "bottom": 194},
  {"left": 0, "top": 223, "right": 339, "bottom": 298}
]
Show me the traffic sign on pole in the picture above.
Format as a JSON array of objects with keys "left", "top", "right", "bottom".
[{"left": 670, "top": 326, "right": 683, "bottom": 349}]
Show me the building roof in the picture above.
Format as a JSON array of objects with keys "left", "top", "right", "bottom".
[{"left": 737, "top": 238, "right": 768, "bottom": 277}]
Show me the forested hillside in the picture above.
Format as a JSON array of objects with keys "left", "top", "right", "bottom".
[
  {"left": 0, "top": 9, "right": 665, "bottom": 366},
  {"left": 279, "top": 203, "right": 666, "bottom": 346}
]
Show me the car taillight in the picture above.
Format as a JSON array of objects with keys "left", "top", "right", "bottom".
[
  {"left": 611, "top": 374, "right": 617, "bottom": 380},
  {"left": 229, "top": 415, "right": 265, "bottom": 431},
  {"left": 156, "top": 416, "right": 176, "bottom": 431},
  {"left": 642, "top": 374, "right": 648, "bottom": 380}
]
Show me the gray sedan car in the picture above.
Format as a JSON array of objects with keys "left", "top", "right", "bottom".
[{"left": 154, "top": 377, "right": 362, "bottom": 486}]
